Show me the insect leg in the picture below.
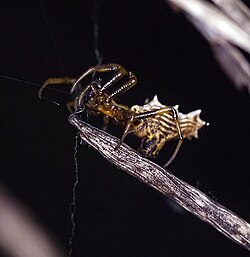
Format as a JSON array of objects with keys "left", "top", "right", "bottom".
[{"left": 38, "top": 77, "right": 76, "bottom": 99}]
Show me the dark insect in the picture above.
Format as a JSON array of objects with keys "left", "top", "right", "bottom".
[{"left": 39, "top": 64, "right": 207, "bottom": 167}]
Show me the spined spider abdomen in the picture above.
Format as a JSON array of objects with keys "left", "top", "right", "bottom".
[
  {"left": 39, "top": 64, "right": 207, "bottom": 167},
  {"left": 130, "top": 95, "right": 207, "bottom": 166}
]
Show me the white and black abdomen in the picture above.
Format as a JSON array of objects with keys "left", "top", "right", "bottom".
[
  {"left": 130, "top": 95, "right": 207, "bottom": 159},
  {"left": 135, "top": 113, "right": 179, "bottom": 158}
]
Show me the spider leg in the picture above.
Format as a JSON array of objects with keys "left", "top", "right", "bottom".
[
  {"left": 38, "top": 77, "right": 76, "bottom": 99},
  {"left": 107, "top": 71, "right": 137, "bottom": 100},
  {"left": 115, "top": 116, "right": 135, "bottom": 149},
  {"left": 71, "top": 64, "right": 127, "bottom": 94},
  {"left": 100, "top": 64, "right": 129, "bottom": 92},
  {"left": 71, "top": 64, "right": 137, "bottom": 98},
  {"left": 102, "top": 115, "right": 110, "bottom": 131},
  {"left": 66, "top": 100, "right": 76, "bottom": 113},
  {"left": 163, "top": 139, "right": 183, "bottom": 168},
  {"left": 75, "top": 83, "right": 97, "bottom": 109}
]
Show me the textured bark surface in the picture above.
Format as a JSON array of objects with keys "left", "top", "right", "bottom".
[{"left": 69, "top": 114, "right": 250, "bottom": 251}]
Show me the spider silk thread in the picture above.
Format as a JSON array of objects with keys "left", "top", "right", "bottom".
[{"left": 68, "top": 132, "right": 80, "bottom": 257}]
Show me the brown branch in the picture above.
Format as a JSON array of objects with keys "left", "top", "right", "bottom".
[{"left": 69, "top": 114, "right": 250, "bottom": 251}]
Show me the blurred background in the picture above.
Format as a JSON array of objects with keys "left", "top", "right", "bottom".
[{"left": 1, "top": 0, "right": 250, "bottom": 256}]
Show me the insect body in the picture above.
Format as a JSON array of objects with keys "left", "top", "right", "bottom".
[{"left": 39, "top": 64, "right": 207, "bottom": 167}]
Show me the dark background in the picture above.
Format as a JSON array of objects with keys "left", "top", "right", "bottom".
[{"left": 1, "top": 1, "right": 250, "bottom": 257}]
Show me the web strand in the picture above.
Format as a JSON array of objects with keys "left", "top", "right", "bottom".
[
  {"left": 68, "top": 133, "right": 80, "bottom": 257},
  {"left": 39, "top": 0, "right": 65, "bottom": 73},
  {"left": 68, "top": 3, "right": 103, "bottom": 256},
  {"left": 0, "top": 74, "right": 68, "bottom": 94},
  {"left": 93, "top": 1, "right": 103, "bottom": 66}
]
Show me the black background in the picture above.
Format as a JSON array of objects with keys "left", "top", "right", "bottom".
[{"left": 1, "top": 1, "right": 250, "bottom": 257}]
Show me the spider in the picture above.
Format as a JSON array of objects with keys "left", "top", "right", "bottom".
[{"left": 39, "top": 64, "right": 207, "bottom": 167}]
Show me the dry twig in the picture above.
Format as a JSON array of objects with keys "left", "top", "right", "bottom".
[{"left": 69, "top": 114, "right": 250, "bottom": 251}]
